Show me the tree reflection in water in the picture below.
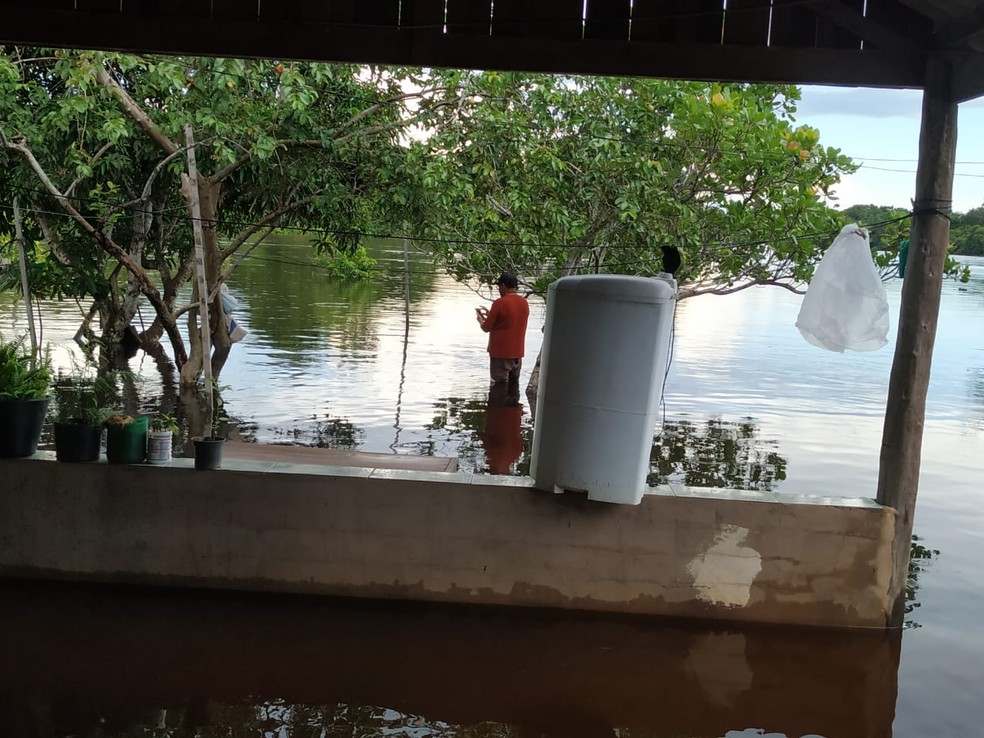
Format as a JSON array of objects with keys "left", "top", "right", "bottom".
[
  {"left": 426, "top": 401, "right": 785, "bottom": 491},
  {"left": 131, "top": 701, "right": 530, "bottom": 737},
  {"left": 648, "top": 417, "right": 786, "bottom": 491},
  {"left": 269, "top": 414, "right": 365, "bottom": 450}
]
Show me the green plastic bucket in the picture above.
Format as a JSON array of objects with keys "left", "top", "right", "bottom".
[{"left": 106, "top": 416, "right": 148, "bottom": 464}]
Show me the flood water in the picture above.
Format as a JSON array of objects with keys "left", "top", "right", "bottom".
[{"left": 1, "top": 238, "right": 983, "bottom": 737}]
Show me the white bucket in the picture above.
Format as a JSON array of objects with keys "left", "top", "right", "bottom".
[{"left": 147, "top": 431, "right": 173, "bottom": 464}]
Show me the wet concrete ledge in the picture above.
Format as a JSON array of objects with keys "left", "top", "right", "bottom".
[{"left": 0, "top": 453, "right": 896, "bottom": 629}]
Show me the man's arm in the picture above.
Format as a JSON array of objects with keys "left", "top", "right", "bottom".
[{"left": 478, "top": 300, "right": 500, "bottom": 332}]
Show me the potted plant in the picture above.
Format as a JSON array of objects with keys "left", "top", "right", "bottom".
[
  {"left": 52, "top": 366, "right": 108, "bottom": 463},
  {"left": 193, "top": 380, "right": 227, "bottom": 470},
  {"left": 104, "top": 412, "right": 149, "bottom": 464},
  {"left": 147, "top": 412, "right": 179, "bottom": 465},
  {"left": 0, "top": 335, "right": 52, "bottom": 458}
]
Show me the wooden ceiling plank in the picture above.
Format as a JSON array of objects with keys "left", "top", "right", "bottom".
[
  {"left": 154, "top": 1, "right": 211, "bottom": 17},
  {"left": 722, "top": 0, "right": 770, "bottom": 47},
  {"left": 631, "top": 0, "right": 724, "bottom": 45},
  {"left": 211, "top": 0, "right": 258, "bottom": 21},
  {"left": 491, "top": 0, "right": 584, "bottom": 41},
  {"left": 811, "top": 0, "right": 864, "bottom": 49},
  {"left": 446, "top": 0, "right": 492, "bottom": 36},
  {"left": 400, "top": 0, "right": 446, "bottom": 34},
  {"left": 0, "top": 0, "right": 73, "bottom": 8},
  {"left": 769, "top": 1, "right": 820, "bottom": 47},
  {"left": 354, "top": 0, "right": 400, "bottom": 27},
  {"left": 76, "top": 0, "right": 120, "bottom": 12},
  {"left": 259, "top": 1, "right": 328, "bottom": 22},
  {"left": 584, "top": 0, "right": 631, "bottom": 41}
]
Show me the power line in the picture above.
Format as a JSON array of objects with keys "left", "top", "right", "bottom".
[
  {"left": 0, "top": 197, "right": 856, "bottom": 255},
  {"left": 0, "top": 192, "right": 913, "bottom": 281},
  {"left": 858, "top": 164, "right": 984, "bottom": 177},
  {"left": 849, "top": 156, "right": 984, "bottom": 165}
]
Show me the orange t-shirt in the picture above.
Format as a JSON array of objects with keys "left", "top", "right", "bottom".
[{"left": 482, "top": 292, "right": 529, "bottom": 359}]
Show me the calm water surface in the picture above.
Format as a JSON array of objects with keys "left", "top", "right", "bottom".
[{"left": 1, "top": 238, "right": 983, "bottom": 737}]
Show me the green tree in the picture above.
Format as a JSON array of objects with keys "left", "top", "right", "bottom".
[
  {"left": 841, "top": 203, "right": 974, "bottom": 276},
  {"left": 407, "top": 72, "right": 857, "bottom": 298},
  {"left": 951, "top": 206, "right": 984, "bottom": 255},
  {"left": 840, "top": 204, "right": 909, "bottom": 250},
  {"left": 959, "top": 205, "right": 984, "bottom": 227},
  {"left": 0, "top": 48, "right": 453, "bottom": 384}
]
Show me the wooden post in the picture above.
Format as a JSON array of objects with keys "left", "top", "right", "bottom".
[
  {"left": 390, "top": 235, "right": 412, "bottom": 451},
  {"left": 876, "top": 58, "right": 957, "bottom": 627},
  {"left": 183, "top": 124, "right": 214, "bottom": 416},
  {"left": 12, "top": 198, "right": 39, "bottom": 364}
]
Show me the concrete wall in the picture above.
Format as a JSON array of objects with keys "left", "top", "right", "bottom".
[{"left": 0, "top": 455, "right": 897, "bottom": 628}]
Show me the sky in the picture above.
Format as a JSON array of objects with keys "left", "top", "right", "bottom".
[{"left": 794, "top": 86, "right": 984, "bottom": 215}]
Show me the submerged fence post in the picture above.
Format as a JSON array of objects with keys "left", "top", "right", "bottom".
[
  {"left": 183, "top": 123, "right": 213, "bottom": 412},
  {"left": 12, "top": 198, "right": 39, "bottom": 363},
  {"left": 876, "top": 58, "right": 957, "bottom": 627}
]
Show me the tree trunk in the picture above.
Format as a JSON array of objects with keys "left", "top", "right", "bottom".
[
  {"left": 179, "top": 175, "right": 231, "bottom": 387},
  {"left": 876, "top": 58, "right": 957, "bottom": 628}
]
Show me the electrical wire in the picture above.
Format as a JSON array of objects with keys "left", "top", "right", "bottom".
[{"left": 0, "top": 189, "right": 916, "bottom": 260}]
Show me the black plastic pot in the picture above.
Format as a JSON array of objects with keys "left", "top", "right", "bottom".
[
  {"left": 0, "top": 397, "right": 49, "bottom": 458},
  {"left": 54, "top": 421, "right": 102, "bottom": 463},
  {"left": 193, "top": 436, "right": 226, "bottom": 470}
]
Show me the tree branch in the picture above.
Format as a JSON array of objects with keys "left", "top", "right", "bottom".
[
  {"left": 65, "top": 141, "right": 114, "bottom": 198},
  {"left": 4, "top": 133, "right": 188, "bottom": 364},
  {"left": 680, "top": 278, "right": 804, "bottom": 299},
  {"left": 328, "top": 85, "right": 454, "bottom": 139},
  {"left": 210, "top": 147, "right": 252, "bottom": 183},
  {"left": 111, "top": 143, "right": 195, "bottom": 213},
  {"left": 35, "top": 211, "right": 74, "bottom": 266},
  {"left": 94, "top": 63, "right": 179, "bottom": 156}
]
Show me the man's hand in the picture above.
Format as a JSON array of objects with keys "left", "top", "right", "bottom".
[{"left": 475, "top": 306, "right": 489, "bottom": 325}]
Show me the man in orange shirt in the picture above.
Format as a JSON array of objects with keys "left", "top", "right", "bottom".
[{"left": 475, "top": 272, "right": 530, "bottom": 386}]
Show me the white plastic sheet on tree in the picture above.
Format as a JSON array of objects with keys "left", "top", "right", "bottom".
[{"left": 796, "top": 223, "right": 889, "bottom": 353}]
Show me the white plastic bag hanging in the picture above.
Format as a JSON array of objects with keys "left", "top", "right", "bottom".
[{"left": 796, "top": 223, "right": 889, "bottom": 352}]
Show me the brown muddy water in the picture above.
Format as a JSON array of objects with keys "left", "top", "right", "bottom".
[
  {"left": 0, "top": 582, "right": 899, "bottom": 738},
  {"left": 1, "top": 238, "right": 982, "bottom": 737}
]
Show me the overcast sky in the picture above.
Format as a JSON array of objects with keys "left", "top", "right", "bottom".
[{"left": 794, "top": 86, "right": 984, "bottom": 214}]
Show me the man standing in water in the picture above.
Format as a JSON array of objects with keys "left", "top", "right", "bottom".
[{"left": 475, "top": 272, "right": 530, "bottom": 387}]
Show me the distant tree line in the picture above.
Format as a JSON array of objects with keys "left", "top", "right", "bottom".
[{"left": 841, "top": 203, "right": 984, "bottom": 256}]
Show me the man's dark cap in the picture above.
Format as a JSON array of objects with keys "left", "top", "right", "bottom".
[{"left": 497, "top": 272, "right": 518, "bottom": 289}]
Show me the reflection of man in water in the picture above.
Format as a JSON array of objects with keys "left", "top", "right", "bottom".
[
  {"left": 479, "top": 382, "right": 524, "bottom": 475},
  {"left": 475, "top": 272, "right": 530, "bottom": 387}
]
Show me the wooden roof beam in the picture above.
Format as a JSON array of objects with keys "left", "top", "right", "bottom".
[
  {"left": 0, "top": 6, "right": 929, "bottom": 89},
  {"left": 805, "top": 0, "right": 925, "bottom": 52},
  {"left": 950, "top": 51, "right": 984, "bottom": 101},
  {"left": 933, "top": 5, "right": 984, "bottom": 48}
]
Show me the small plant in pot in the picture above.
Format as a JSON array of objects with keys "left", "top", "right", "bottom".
[
  {"left": 53, "top": 374, "right": 108, "bottom": 463},
  {"left": 193, "top": 379, "right": 228, "bottom": 470},
  {"left": 147, "top": 412, "right": 179, "bottom": 465},
  {"left": 104, "top": 412, "right": 149, "bottom": 464},
  {"left": 0, "top": 334, "right": 52, "bottom": 458}
]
